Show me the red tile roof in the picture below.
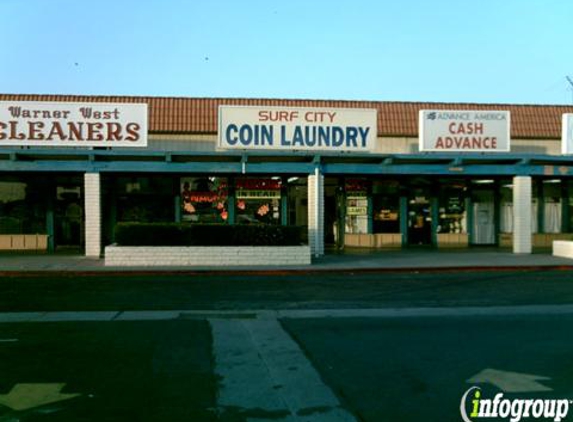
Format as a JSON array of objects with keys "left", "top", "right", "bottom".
[{"left": 1, "top": 94, "right": 572, "bottom": 139}]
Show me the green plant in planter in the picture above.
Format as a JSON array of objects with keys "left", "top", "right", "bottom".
[{"left": 114, "top": 223, "right": 306, "bottom": 246}]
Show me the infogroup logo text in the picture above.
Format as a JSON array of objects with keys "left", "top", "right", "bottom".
[{"left": 460, "top": 387, "right": 571, "bottom": 422}]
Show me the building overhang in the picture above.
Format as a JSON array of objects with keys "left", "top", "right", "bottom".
[{"left": 1, "top": 148, "right": 573, "bottom": 177}]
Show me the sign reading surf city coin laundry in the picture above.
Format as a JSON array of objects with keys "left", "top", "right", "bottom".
[
  {"left": 0, "top": 101, "right": 148, "bottom": 147},
  {"left": 562, "top": 114, "right": 573, "bottom": 154},
  {"left": 419, "top": 110, "right": 510, "bottom": 152},
  {"left": 218, "top": 105, "right": 377, "bottom": 152}
]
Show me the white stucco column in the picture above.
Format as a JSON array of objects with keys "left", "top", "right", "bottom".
[
  {"left": 308, "top": 169, "right": 324, "bottom": 257},
  {"left": 84, "top": 172, "right": 102, "bottom": 257},
  {"left": 513, "top": 176, "right": 532, "bottom": 254}
]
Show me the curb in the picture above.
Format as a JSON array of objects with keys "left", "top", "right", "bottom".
[{"left": 1, "top": 265, "right": 573, "bottom": 277}]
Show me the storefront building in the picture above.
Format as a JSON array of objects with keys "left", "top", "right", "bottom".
[{"left": 1, "top": 94, "right": 573, "bottom": 257}]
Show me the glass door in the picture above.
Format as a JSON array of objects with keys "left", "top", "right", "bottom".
[
  {"left": 472, "top": 190, "right": 495, "bottom": 245},
  {"left": 407, "top": 195, "right": 432, "bottom": 245},
  {"left": 55, "top": 179, "right": 84, "bottom": 250}
]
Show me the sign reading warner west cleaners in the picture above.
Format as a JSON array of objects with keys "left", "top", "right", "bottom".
[
  {"left": 0, "top": 101, "right": 148, "bottom": 147},
  {"left": 419, "top": 109, "right": 510, "bottom": 152},
  {"left": 218, "top": 105, "right": 377, "bottom": 152}
]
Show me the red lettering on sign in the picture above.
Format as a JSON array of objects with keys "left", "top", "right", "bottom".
[
  {"left": 46, "top": 122, "right": 66, "bottom": 141},
  {"left": 28, "top": 122, "right": 45, "bottom": 140},
  {"left": 125, "top": 123, "right": 141, "bottom": 141},
  {"left": 435, "top": 136, "right": 498, "bottom": 149},
  {"left": 106, "top": 123, "right": 122, "bottom": 141},
  {"left": 448, "top": 122, "right": 485, "bottom": 135},
  {"left": 258, "top": 110, "right": 299, "bottom": 122},
  {"left": 87, "top": 122, "right": 104, "bottom": 141}
]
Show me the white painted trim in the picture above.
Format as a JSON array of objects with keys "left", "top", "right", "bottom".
[
  {"left": 314, "top": 167, "right": 320, "bottom": 257},
  {"left": 513, "top": 176, "right": 532, "bottom": 254},
  {"left": 84, "top": 173, "right": 102, "bottom": 257}
]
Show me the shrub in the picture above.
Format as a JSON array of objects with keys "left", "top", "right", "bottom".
[{"left": 114, "top": 223, "right": 306, "bottom": 246}]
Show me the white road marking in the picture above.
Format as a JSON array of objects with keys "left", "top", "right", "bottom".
[
  {"left": 0, "top": 339, "right": 18, "bottom": 342},
  {"left": 467, "top": 368, "right": 553, "bottom": 393},
  {"left": 114, "top": 310, "right": 184, "bottom": 321},
  {"left": 211, "top": 318, "right": 357, "bottom": 422},
  {"left": 1, "top": 304, "right": 573, "bottom": 323},
  {"left": 38, "top": 311, "right": 120, "bottom": 322},
  {"left": 0, "top": 383, "right": 80, "bottom": 411}
]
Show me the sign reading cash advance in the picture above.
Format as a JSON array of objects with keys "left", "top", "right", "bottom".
[
  {"left": 419, "top": 110, "right": 510, "bottom": 152},
  {"left": 562, "top": 114, "right": 573, "bottom": 154},
  {"left": 0, "top": 101, "right": 148, "bottom": 147},
  {"left": 218, "top": 105, "right": 377, "bottom": 152}
]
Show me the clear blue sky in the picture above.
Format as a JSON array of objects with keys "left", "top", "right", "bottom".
[{"left": 1, "top": 0, "right": 572, "bottom": 104}]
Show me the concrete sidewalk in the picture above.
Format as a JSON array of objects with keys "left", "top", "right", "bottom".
[{"left": 0, "top": 248, "right": 572, "bottom": 273}]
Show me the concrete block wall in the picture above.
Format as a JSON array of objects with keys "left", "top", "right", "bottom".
[
  {"left": 105, "top": 246, "right": 311, "bottom": 267},
  {"left": 553, "top": 241, "right": 573, "bottom": 259},
  {"left": 437, "top": 233, "right": 469, "bottom": 248},
  {"left": 84, "top": 173, "right": 102, "bottom": 257},
  {"left": 534, "top": 234, "right": 573, "bottom": 248},
  {"left": 308, "top": 173, "right": 324, "bottom": 256},
  {"left": 513, "top": 176, "right": 532, "bottom": 254},
  {"left": 0, "top": 234, "right": 48, "bottom": 250},
  {"left": 344, "top": 233, "right": 402, "bottom": 248}
]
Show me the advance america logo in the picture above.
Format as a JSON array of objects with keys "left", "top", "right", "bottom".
[{"left": 460, "top": 387, "right": 571, "bottom": 422}]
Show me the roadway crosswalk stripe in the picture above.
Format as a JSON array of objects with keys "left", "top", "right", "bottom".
[{"left": 210, "top": 318, "right": 357, "bottom": 422}]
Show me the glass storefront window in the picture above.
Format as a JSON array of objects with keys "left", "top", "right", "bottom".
[
  {"left": 117, "top": 176, "right": 174, "bottom": 223},
  {"left": 181, "top": 177, "right": 228, "bottom": 223},
  {"left": 438, "top": 182, "right": 467, "bottom": 234},
  {"left": 372, "top": 180, "right": 400, "bottom": 233},
  {"left": 568, "top": 181, "right": 573, "bottom": 232},
  {"left": 235, "top": 178, "right": 281, "bottom": 224},
  {"left": 500, "top": 181, "right": 513, "bottom": 233},
  {"left": 542, "top": 180, "right": 561, "bottom": 233},
  {"left": 286, "top": 177, "right": 307, "bottom": 226},
  {"left": 0, "top": 177, "right": 47, "bottom": 234},
  {"left": 345, "top": 179, "right": 368, "bottom": 234},
  {"left": 499, "top": 180, "right": 540, "bottom": 234}
]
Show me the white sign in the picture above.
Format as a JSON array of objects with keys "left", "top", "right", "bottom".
[
  {"left": 218, "top": 105, "right": 377, "bottom": 152},
  {"left": 419, "top": 110, "right": 510, "bottom": 152},
  {"left": 562, "top": 114, "right": 573, "bottom": 154},
  {"left": 0, "top": 101, "right": 148, "bottom": 147}
]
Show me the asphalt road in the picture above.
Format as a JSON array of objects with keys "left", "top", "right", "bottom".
[
  {"left": 3, "top": 271, "right": 573, "bottom": 421},
  {"left": 1, "top": 312, "right": 573, "bottom": 421},
  {"left": 2, "top": 269, "right": 573, "bottom": 311},
  {"left": 0, "top": 320, "right": 216, "bottom": 422},
  {"left": 283, "top": 314, "right": 573, "bottom": 422}
]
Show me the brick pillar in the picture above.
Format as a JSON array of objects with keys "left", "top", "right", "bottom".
[
  {"left": 84, "top": 172, "right": 102, "bottom": 257},
  {"left": 513, "top": 176, "right": 532, "bottom": 254},
  {"left": 308, "top": 169, "right": 324, "bottom": 257}
]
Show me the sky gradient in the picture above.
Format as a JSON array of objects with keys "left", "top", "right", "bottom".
[{"left": 1, "top": 0, "right": 572, "bottom": 104}]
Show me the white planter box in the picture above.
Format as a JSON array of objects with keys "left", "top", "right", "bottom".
[
  {"left": 105, "top": 245, "right": 311, "bottom": 267},
  {"left": 553, "top": 241, "right": 573, "bottom": 259}
]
